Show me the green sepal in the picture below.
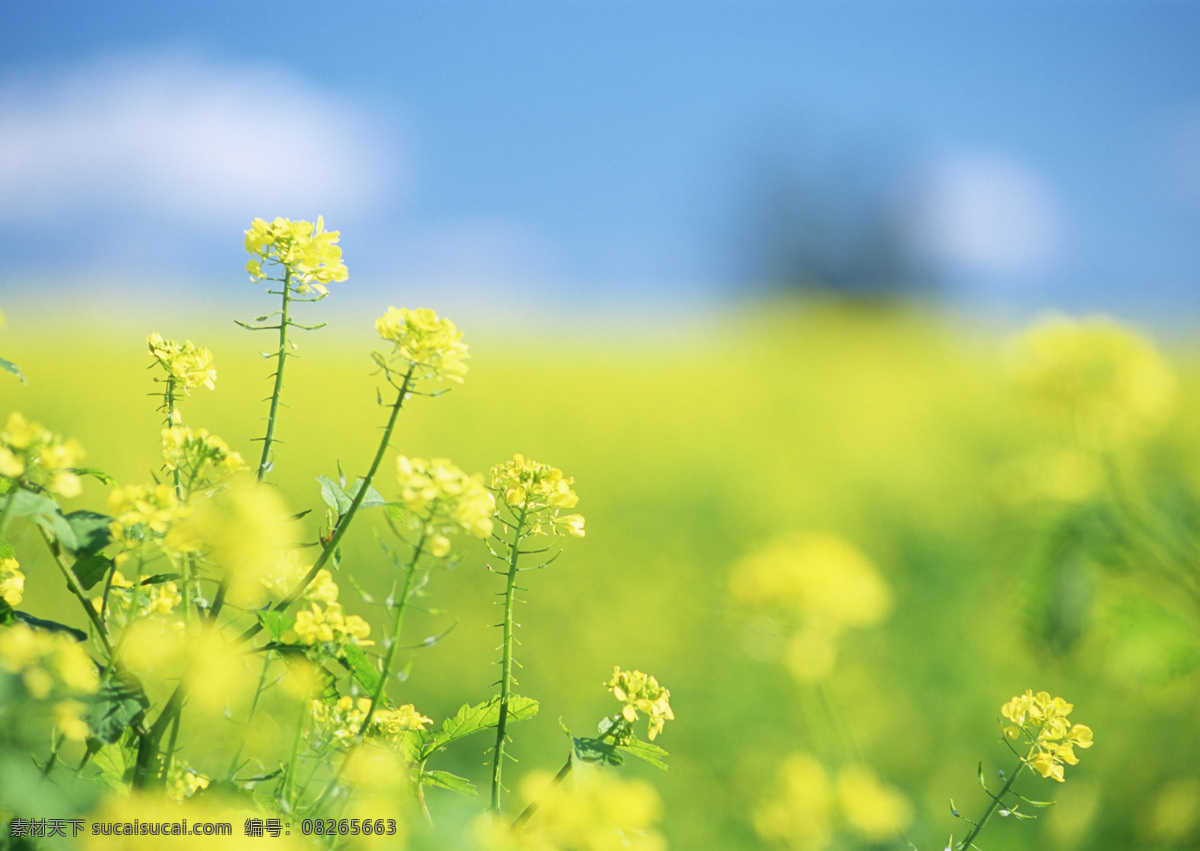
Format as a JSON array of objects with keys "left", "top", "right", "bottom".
[
  {"left": 420, "top": 769, "right": 477, "bottom": 797},
  {"left": 430, "top": 695, "right": 539, "bottom": 751},
  {"left": 89, "top": 669, "right": 150, "bottom": 744}
]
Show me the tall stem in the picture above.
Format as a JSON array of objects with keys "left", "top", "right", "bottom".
[
  {"left": 256, "top": 268, "right": 294, "bottom": 482},
  {"left": 491, "top": 506, "right": 528, "bottom": 815},
  {"left": 957, "top": 759, "right": 1026, "bottom": 850},
  {"left": 357, "top": 532, "right": 426, "bottom": 738}
]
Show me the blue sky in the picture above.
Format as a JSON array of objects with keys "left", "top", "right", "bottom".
[{"left": 2, "top": 1, "right": 1198, "bottom": 325}]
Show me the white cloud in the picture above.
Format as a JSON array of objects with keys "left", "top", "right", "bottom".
[
  {"left": 908, "top": 153, "right": 1060, "bottom": 278},
  {"left": 0, "top": 47, "right": 399, "bottom": 223}
]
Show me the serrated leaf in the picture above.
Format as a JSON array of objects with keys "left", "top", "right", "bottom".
[
  {"left": 340, "top": 643, "right": 382, "bottom": 695},
  {"left": 616, "top": 736, "right": 670, "bottom": 770},
  {"left": 70, "top": 554, "right": 112, "bottom": 591},
  {"left": 431, "top": 695, "right": 539, "bottom": 750},
  {"left": 65, "top": 511, "right": 114, "bottom": 557},
  {"left": 0, "top": 356, "right": 25, "bottom": 383},
  {"left": 346, "top": 479, "right": 387, "bottom": 510},
  {"left": 90, "top": 670, "right": 150, "bottom": 744},
  {"left": 317, "top": 476, "right": 387, "bottom": 516},
  {"left": 255, "top": 610, "right": 296, "bottom": 641},
  {"left": 90, "top": 742, "right": 132, "bottom": 792},
  {"left": 573, "top": 736, "right": 623, "bottom": 766},
  {"left": 421, "top": 770, "right": 477, "bottom": 796}
]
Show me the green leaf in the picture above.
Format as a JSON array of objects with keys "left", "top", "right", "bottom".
[
  {"left": 90, "top": 670, "right": 150, "bottom": 744},
  {"left": 0, "top": 355, "right": 25, "bottom": 383},
  {"left": 421, "top": 770, "right": 477, "bottom": 797},
  {"left": 14, "top": 612, "right": 86, "bottom": 641},
  {"left": 0, "top": 598, "right": 16, "bottom": 626},
  {"left": 65, "top": 510, "right": 115, "bottom": 556},
  {"left": 0, "top": 538, "right": 14, "bottom": 560},
  {"left": 71, "top": 554, "right": 113, "bottom": 591},
  {"left": 340, "top": 643, "right": 382, "bottom": 695},
  {"left": 616, "top": 736, "right": 670, "bottom": 770},
  {"left": 573, "top": 736, "right": 623, "bottom": 766},
  {"left": 317, "top": 475, "right": 387, "bottom": 515},
  {"left": 431, "top": 695, "right": 539, "bottom": 750},
  {"left": 90, "top": 741, "right": 132, "bottom": 792},
  {"left": 256, "top": 609, "right": 296, "bottom": 642},
  {"left": 75, "top": 468, "right": 116, "bottom": 486},
  {"left": 7, "top": 490, "right": 78, "bottom": 550}
]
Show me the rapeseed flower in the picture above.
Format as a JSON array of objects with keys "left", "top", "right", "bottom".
[
  {"left": 308, "top": 696, "right": 429, "bottom": 747},
  {"left": 161, "top": 426, "right": 247, "bottom": 494},
  {"left": 607, "top": 667, "right": 674, "bottom": 742},
  {"left": 0, "top": 412, "right": 85, "bottom": 497},
  {"left": 1001, "top": 689, "right": 1093, "bottom": 782},
  {"left": 108, "top": 482, "right": 197, "bottom": 560},
  {"left": 394, "top": 456, "right": 495, "bottom": 553},
  {"left": 490, "top": 453, "right": 585, "bottom": 538},
  {"left": 245, "top": 216, "right": 348, "bottom": 295},
  {"left": 0, "top": 622, "right": 99, "bottom": 741},
  {"left": 147, "top": 333, "right": 217, "bottom": 395},
  {"left": 0, "top": 555, "right": 24, "bottom": 606},
  {"left": 376, "top": 306, "right": 469, "bottom": 384}
]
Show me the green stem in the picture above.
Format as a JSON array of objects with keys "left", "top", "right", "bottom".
[
  {"left": 238, "top": 365, "right": 416, "bottom": 645},
  {"left": 511, "top": 753, "right": 572, "bottom": 830},
  {"left": 256, "top": 268, "right": 294, "bottom": 482},
  {"left": 0, "top": 490, "right": 16, "bottom": 539},
  {"left": 491, "top": 506, "right": 529, "bottom": 815},
  {"left": 37, "top": 526, "right": 113, "bottom": 658},
  {"left": 357, "top": 532, "right": 427, "bottom": 738},
  {"left": 957, "top": 758, "right": 1026, "bottom": 850}
]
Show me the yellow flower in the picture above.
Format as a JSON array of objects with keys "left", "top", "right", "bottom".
[
  {"left": 161, "top": 426, "right": 247, "bottom": 494},
  {"left": 0, "top": 556, "right": 25, "bottom": 606},
  {"left": 0, "top": 623, "right": 99, "bottom": 741},
  {"left": 284, "top": 602, "right": 372, "bottom": 650},
  {"left": 835, "top": 765, "right": 912, "bottom": 842},
  {"left": 490, "top": 453, "right": 585, "bottom": 538},
  {"left": 245, "top": 216, "right": 348, "bottom": 293},
  {"left": 376, "top": 306, "right": 469, "bottom": 384},
  {"left": 394, "top": 456, "right": 495, "bottom": 554},
  {"left": 147, "top": 333, "right": 217, "bottom": 393},
  {"left": 607, "top": 667, "right": 674, "bottom": 741},
  {"left": 0, "top": 412, "right": 85, "bottom": 496},
  {"left": 1001, "top": 689, "right": 1093, "bottom": 782},
  {"left": 753, "top": 753, "right": 833, "bottom": 851}
]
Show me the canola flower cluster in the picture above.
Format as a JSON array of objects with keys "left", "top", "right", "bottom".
[
  {"left": 309, "top": 696, "right": 432, "bottom": 747},
  {"left": 376, "top": 306, "right": 470, "bottom": 385},
  {"left": 0, "top": 412, "right": 85, "bottom": 498},
  {"left": 161, "top": 426, "right": 247, "bottom": 494},
  {"left": 1, "top": 552, "right": 24, "bottom": 606},
  {"left": 394, "top": 456, "right": 495, "bottom": 557},
  {"left": 107, "top": 482, "right": 198, "bottom": 560},
  {"left": 244, "top": 216, "right": 349, "bottom": 295},
  {"left": 280, "top": 568, "right": 372, "bottom": 652},
  {"left": 147, "top": 333, "right": 217, "bottom": 398},
  {"left": 1007, "top": 314, "right": 1176, "bottom": 450},
  {"left": 490, "top": 453, "right": 585, "bottom": 538},
  {"left": 0, "top": 622, "right": 100, "bottom": 741},
  {"left": 94, "top": 570, "right": 183, "bottom": 624},
  {"left": 1001, "top": 690, "right": 1094, "bottom": 782},
  {"left": 729, "top": 533, "right": 891, "bottom": 682},
  {"left": 607, "top": 667, "right": 674, "bottom": 742},
  {"left": 754, "top": 753, "right": 912, "bottom": 850}
]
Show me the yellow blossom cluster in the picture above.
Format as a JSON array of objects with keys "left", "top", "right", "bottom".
[
  {"left": 1007, "top": 314, "right": 1176, "bottom": 450},
  {"left": 394, "top": 456, "right": 495, "bottom": 556},
  {"left": 309, "top": 696, "right": 430, "bottom": 746},
  {"left": 108, "top": 483, "right": 198, "bottom": 558},
  {"left": 375, "top": 306, "right": 469, "bottom": 384},
  {"left": 166, "top": 762, "right": 210, "bottom": 803},
  {"left": 161, "top": 426, "right": 247, "bottom": 494},
  {"left": 480, "top": 770, "right": 667, "bottom": 851},
  {"left": 94, "top": 570, "right": 183, "bottom": 622},
  {"left": 283, "top": 602, "right": 372, "bottom": 651},
  {"left": 1, "top": 553, "right": 24, "bottom": 606},
  {"left": 0, "top": 412, "right": 85, "bottom": 498},
  {"left": 0, "top": 622, "right": 99, "bottom": 741},
  {"left": 607, "top": 667, "right": 674, "bottom": 742},
  {"left": 753, "top": 753, "right": 912, "bottom": 850},
  {"left": 490, "top": 453, "right": 585, "bottom": 538},
  {"left": 1001, "top": 690, "right": 1094, "bottom": 782},
  {"left": 729, "top": 533, "right": 891, "bottom": 682},
  {"left": 245, "top": 216, "right": 349, "bottom": 295},
  {"left": 147, "top": 334, "right": 217, "bottom": 400}
]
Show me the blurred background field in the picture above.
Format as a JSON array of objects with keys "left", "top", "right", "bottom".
[{"left": 4, "top": 298, "right": 1200, "bottom": 848}]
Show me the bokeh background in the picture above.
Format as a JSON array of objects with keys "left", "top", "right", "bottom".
[{"left": 3, "top": 2, "right": 1200, "bottom": 849}]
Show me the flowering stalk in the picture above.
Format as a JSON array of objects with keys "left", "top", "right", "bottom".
[{"left": 491, "top": 503, "right": 529, "bottom": 815}]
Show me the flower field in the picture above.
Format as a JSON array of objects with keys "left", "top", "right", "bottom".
[{"left": 2, "top": 224, "right": 1199, "bottom": 849}]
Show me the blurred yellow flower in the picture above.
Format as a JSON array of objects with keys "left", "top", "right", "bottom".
[
  {"left": 0, "top": 412, "right": 85, "bottom": 497},
  {"left": 0, "top": 555, "right": 24, "bottom": 606},
  {"left": 753, "top": 752, "right": 833, "bottom": 851},
  {"left": 0, "top": 622, "right": 99, "bottom": 740},
  {"left": 394, "top": 455, "right": 495, "bottom": 550},
  {"left": 835, "top": 765, "right": 912, "bottom": 842},
  {"left": 376, "top": 306, "right": 469, "bottom": 384},
  {"left": 1007, "top": 314, "right": 1176, "bottom": 450},
  {"left": 161, "top": 426, "right": 247, "bottom": 494}
]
